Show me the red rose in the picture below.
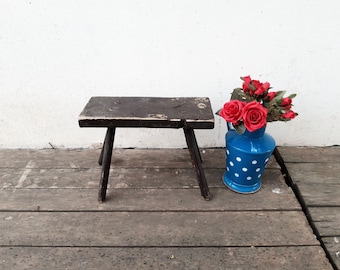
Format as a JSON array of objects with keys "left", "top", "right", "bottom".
[
  {"left": 242, "top": 101, "right": 268, "bottom": 132},
  {"left": 219, "top": 100, "right": 246, "bottom": 124},
  {"left": 255, "top": 82, "right": 270, "bottom": 96},
  {"left": 281, "top": 110, "right": 296, "bottom": 120},
  {"left": 264, "top": 91, "right": 276, "bottom": 101},
  {"left": 280, "top": 97, "right": 292, "bottom": 109},
  {"left": 251, "top": 80, "right": 262, "bottom": 89},
  {"left": 245, "top": 80, "right": 260, "bottom": 95},
  {"left": 242, "top": 75, "right": 251, "bottom": 84},
  {"left": 242, "top": 75, "right": 252, "bottom": 92}
]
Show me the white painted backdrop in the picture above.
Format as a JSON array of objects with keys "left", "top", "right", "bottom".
[{"left": 1, "top": 0, "right": 339, "bottom": 148}]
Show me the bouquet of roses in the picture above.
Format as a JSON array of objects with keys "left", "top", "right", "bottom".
[{"left": 217, "top": 76, "right": 298, "bottom": 134}]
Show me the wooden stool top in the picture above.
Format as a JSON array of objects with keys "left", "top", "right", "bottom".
[{"left": 79, "top": 97, "right": 215, "bottom": 129}]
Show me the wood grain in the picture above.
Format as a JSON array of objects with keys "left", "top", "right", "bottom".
[
  {"left": 0, "top": 148, "right": 333, "bottom": 269},
  {"left": 0, "top": 246, "right": 332, "bottom": 270}
]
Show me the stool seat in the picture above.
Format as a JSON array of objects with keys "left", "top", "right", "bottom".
[
  {"left": 79, "top": 97, "right": 214, "bottom": 129},
  {"left": 79, "top": 96, "right": 215, "bottom": 202}
]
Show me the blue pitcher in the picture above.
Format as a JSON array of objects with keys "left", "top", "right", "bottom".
[{"left": 223, "top": 123, "right": 276, "bottom": 194}]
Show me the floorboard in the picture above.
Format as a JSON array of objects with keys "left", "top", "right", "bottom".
[
  {"left": 0, "top": 187, "right": 300, "bottom": 212},
  {"left": 0, "top": 246, "right": 331, "bottom": 270},
  {"left": 0, "top": 167, "right": 282, "bottom": 189},
  {"left": 0, "top": 211, "right": 317, "bottom": 247},
  {"left": 309, "top": 207, "right": 340, "bottom": 236}
]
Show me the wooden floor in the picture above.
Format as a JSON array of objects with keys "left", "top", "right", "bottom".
[
  {"left": 278, "top": 147, "right": 340, "bottom": 270},
  {"left": 0, "top": 147, "right": 337, "bottom": 269}
]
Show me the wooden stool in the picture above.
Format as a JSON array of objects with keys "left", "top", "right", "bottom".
[{"left": 78, "top": 97, "right": 215, "bottom": 202}]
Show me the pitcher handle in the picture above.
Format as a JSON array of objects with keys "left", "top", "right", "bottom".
[{"left": 227, "top": 122, "right": 234, "bottom": 131}]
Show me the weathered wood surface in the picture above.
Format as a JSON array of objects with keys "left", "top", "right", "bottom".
[
  {"left": 309, "top": 207, "right": 340, "bottom": 236},
  {"left": 0, "top": 148, "right": 279, "bottom": 169},
  {"left": 323, "top": 237, "right": 340, "bottom": 269},
  {"left": 0, "top": 148, "right": 332, "bottom": 269},
  {"left": 0, "top": 167, "right": 284, "bottom": 189},
  {"left": 277, "top": 146, "right": 340, "bottom": 163},
  {"left": 278, "top": 146, "right": 340, "bottom": 269},
  {"left": 292, "top": 184, "right": 340, "bottom": 206},
  {"left": 0, "top": 187, "right": 300, "bottom": 212},
  {"left": 0, "top": 211, "right": 317, "bottom": 246},
  {"left": 283, "top": 163, "right": 338, "bottom": 184},
  {"left": 78, "top": 97, "right": 215, "bottom": 128},
  {"left": 0, "top": 246, "right": 331, "bottom": 270}
]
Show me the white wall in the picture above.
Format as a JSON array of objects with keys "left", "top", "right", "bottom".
[{"left": 1, "top": 0, "right": 339, "bottom": 148}]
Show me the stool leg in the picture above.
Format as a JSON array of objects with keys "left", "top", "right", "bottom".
[
  {"left": 98, "top": 134, "right": 106, "bottom": 166},
  {"left": 99, "top": 127, "right": 117, "bottom": 165},
  {"left": 183, "top": 127, "right": 211, "bottom": 200},
  {"left": 191, "top": 130, "right": 202, "bottom": 164},
  {"left": 98, "top": 127, "right": 115, "bottom": 203}
]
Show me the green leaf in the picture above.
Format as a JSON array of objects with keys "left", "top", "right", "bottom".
[
  {"left": 249, "top": 84, "right": 256, "bottom": 91},
  {"left": 215, "top": 108, "right": 222, "bottom": 116},
  {"left": 234, "top": 123, "right": 246, "bottom": 134},
  {"left": 273, "top": 91, "right": 286, "bottom": 103},
  {"left": 231, "top": 88, "right": 246, "bottom": 101},
  {"left": 288, "top": 93, "right": 297, "bottom": 99}
]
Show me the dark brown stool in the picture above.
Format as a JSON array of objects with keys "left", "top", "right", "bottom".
[{"left": 78, "top": 97, "right": 215, "bottom": 202}]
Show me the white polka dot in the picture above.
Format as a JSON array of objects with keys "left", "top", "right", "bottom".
[
  {"left": 234, "top": 173, "right": 239, "bottom": 177},
  {"left": 236, "top": 157, "right": 242, "bottom": 162},
  {"left": 256, "top": 168, "right": 261, "bottom": 172},
  {"left": 227, "top": 167, "right": 230, "bottom": 171},
  {"left": 229, "top": 161, "right": 234, "bottom": 166},
  {"left": 242, "top": 167, "right": 248, "bottom": 172},
  {"left": 252, "top": 160, "right": 257, "bottom": 165},
  {"left": 247, "top": 176, "right": 252, "bottom": 180},
  {"left": 265, "top": 158, "right": 269, "bottom": 163},
  {"left": 258, "top": 174, "right": 262, "bottom": 178},
  {"left": 226, "top": 149, "right": 230, "bottom": 155}
]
